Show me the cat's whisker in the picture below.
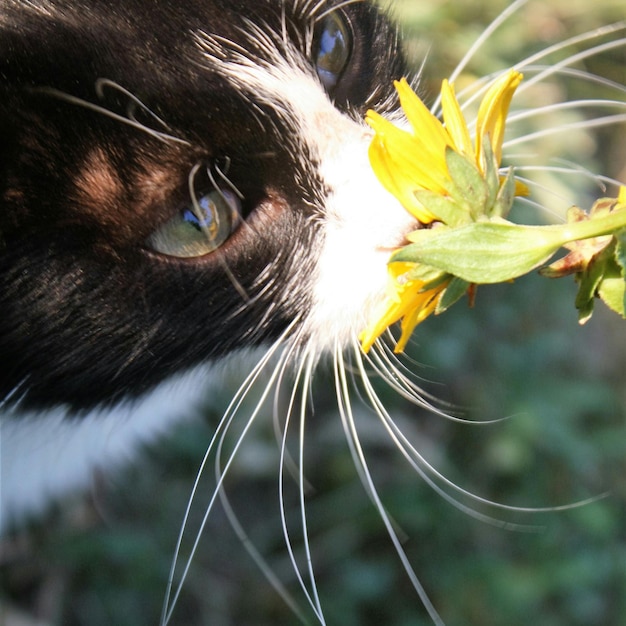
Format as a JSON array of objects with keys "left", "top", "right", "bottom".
[
  {"left": 452, "top": 62, "right": 625, "bottom": 127},
  {"left": 273, "top": 351, "right": 310, "bottom": 492},
  {"left": 297, "top": 353, "right": 325, "bottom": 620},
  {"left": 312, "top": 0, "right": 364, "bottom": 23},
  {"left": 334, "top": 343, "right": 446, "bottom": 626},
  {"left": 439, "top": 27, "right": 625, "bottom": 117},
  {"left": 369, "top": 345, "right": 444, "bottom": 407},
  {"left": 94, "top": 78, "right": 175, "bottom": 133},
  {"left": 278, "top": 343, "right": 327, "bottom": 624},
  {"left": 213, "top": 344, "right": 311, "bottom": 624},
  {"left": 516, "top": 162, "right": 620, "bottom": 192},
  {"left": 507, "top": 99, "right": 626, "bottom": 128},
  {"left": 518, "top": 34, "right": 626, "bottom": 91},
  {"left": 161, "top": 324, "right": 298, "bottom": 626},
  {"left": 353, "top": 347, "right": 536, "bottom": 529},
  {"left": 183, "top": 162, "right": 252, "bottom": 303},
  {"left": 215, "top": 466, "right": 310, "bottom": 624},
  {"left": 354, "top": 342, "right": 607, "bottom": 525},
  {"left": 431, "top": 0, "right": 529, "bottom": 115},
  {"left": 33, "top": 87, "right": 190, "bottom": 146},
  {"left": 505, "top": 113, "right": 626, "bottom": 154},
  {"left": 365, "top": 344, "right": 483, "bottom": 423},
  {"left": 209, "top": 158, "right": 246, "bottom": 201},
  {"left": 512, "top": 174, "right": 606, "bottom": 221},
  {"left": 275, "top": 338, "right": 326, "bottom": 624},
  {"left": 521, "top": 64, "right": 626, "bottom": 95},
  {"left": 519, "top": 20, "right": 625, "bottom": 69}
]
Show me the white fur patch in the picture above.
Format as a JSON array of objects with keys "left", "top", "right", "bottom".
[
  {"left": 0, "top": 368, "right": 212, "bottom": 532},
  {"left": 195, "top": 28, "right": 415, "bottom": 353}
]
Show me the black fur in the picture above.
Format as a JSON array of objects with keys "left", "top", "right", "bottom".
[{"left": 0, "top": 0, "right": 405, "bottom": 411}]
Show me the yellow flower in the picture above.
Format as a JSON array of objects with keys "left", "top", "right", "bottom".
[
  {"left": 360, "top": 264, "right": 450, "bottom": 353},
  {"left": 361, "top": 70, "right": 525, "bottom": 352},
  {"left": 367, "top": 71, "right": 523, "bottom": 222}
]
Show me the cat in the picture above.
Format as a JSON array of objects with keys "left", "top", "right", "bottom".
[
  {"left": 1, "top": 1, "right": 624, "bottom": 625},
  {"left": 0, "top": 0, "right": 415, "bottom": 526}
]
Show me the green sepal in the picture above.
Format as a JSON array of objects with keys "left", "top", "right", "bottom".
[
  {"left": 574, "top": 242, "right": 613, "bottom": 324},
  {"left": 614, "top": 228, "right": 626, "bottom": 274},
  {"left": 436, "top": 277, "right": 471, "bottom": 314},
  {"left": 404, "top": 263, "right": 447, "bottom": 287},
  {"left": 444, "top": 148, "right": 489, "bottom": 220},
  {"left": 480, "top": 139, "right": 501, "bottom": 216},
  {"left": 491, "top": 166, "right": 517, "bottom": 219},
  {"left": 412, "top": 191, "right": 469, "bottom": 227}
]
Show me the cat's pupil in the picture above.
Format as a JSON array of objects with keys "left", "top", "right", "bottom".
[{"left": 184, "top": 196, "right": 218, "bottom": 234}]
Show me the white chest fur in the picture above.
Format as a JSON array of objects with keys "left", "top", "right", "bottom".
[{"left": 0, "top": 368, "right": 213, "bottom": 532}]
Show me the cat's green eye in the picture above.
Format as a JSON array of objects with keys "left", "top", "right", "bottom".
[{"left": 148, "top": 189, "right": 242, "bottom": 258}]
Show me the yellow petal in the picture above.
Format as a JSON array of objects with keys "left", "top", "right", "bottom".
[
  {"left": 395, "top": 289, "right": 441, "bottom": 353},
  {"left": 475, "top": 70, "right": 523, "bottom": 166},
  {"left": 368, "top": 138, "right": 438, "bottom": 223},
  {"left": 359, "top": 308, "right": 398, "bottom": 352},
  {"left": 441, "top": 80, "right": 473, "bottom": 158},
  {"left": 366, "top": 110, "right": 449, "bottom": 190},
  {"left": 361, "top": 261, "right": 449, "bottom": 353},
  {"left": 394, "top": 78, "right": 453, "bottom": 159}
]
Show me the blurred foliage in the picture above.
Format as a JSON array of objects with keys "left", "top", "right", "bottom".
[{"left": 1, "top": 2, "right": 624, "bottom": 626}]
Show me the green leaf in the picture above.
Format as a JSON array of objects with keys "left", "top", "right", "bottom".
[
  {"left": 614, "top": 229, "right": 626, "bottom": 273},
  {"left": 436, "top": 277, "right": 471, "bottom": 314},
  {"left": 598, "top": 277, "right": 626, "bottom": 318},
  {"left": 394, "top": 207, "right": 626, "bottom": 285},
  {"left": 597, "top": 230, "right": 626, "bottom": 319},
  {"left": 392, "top": 220, "right": 563, "bottom": 283},
  {"left": 574, "top": 247, "right": 608, "bottom": 324}
]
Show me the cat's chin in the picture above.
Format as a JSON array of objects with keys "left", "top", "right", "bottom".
[{"left": 302, "top": 234, "right": 412, "bottom": 356}]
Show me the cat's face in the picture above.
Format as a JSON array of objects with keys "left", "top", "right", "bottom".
[{"left": 0, "top": 0, "right": 414, "bottom": 411}]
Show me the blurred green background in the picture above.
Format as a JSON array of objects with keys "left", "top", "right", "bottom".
[{"left": 2, "top": 2, "right": 624, "bottom": 625}]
